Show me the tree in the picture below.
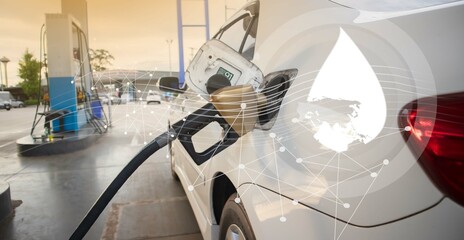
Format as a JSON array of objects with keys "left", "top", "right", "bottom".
[
  {"left": 18, "top": 50, "right": 41, "bottom": 100},
  {"left": 89, "top": 49, "right": 114, "bottom": 71}
]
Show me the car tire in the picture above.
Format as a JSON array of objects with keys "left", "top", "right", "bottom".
[
  {"left": 219, "top": 193, "right": 256, "bottom": 240},
  {"left": 19, "top": 104, "right": 24, "bottom": 108}
]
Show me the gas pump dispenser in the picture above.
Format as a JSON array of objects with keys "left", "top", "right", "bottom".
[
  {"left": 17, "top": 0, "right": 107, "bottom": 156},
  {"left": 45, "top": 14, "right": 104, "bottom": 133}
]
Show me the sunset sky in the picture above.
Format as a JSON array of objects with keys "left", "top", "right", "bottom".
[{"left": 0, "top": 0, "right": 247, "bottom": 86}]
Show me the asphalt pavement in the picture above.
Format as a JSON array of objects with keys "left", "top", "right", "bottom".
[{"left": 0, "top": 103, "right": 202, "bottom": 240}]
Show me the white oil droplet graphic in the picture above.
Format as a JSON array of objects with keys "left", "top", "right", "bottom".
[{"left": 304, "top": 28, "right": 387, "bottom": 152}]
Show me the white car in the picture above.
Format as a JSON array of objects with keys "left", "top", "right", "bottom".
[
  {"left": 166, "top": 1, "right": 464, "bottom": 240},
  {"left": 0, "top": 91, "right": 12, "bottom": 110},
  {"left": 99, "top": 94, "right": 122, "bottom": 105},
  {"left": 10, "top": 99, "right": 25, "bottom": 108},
  {"left": 146, "top": 91, "right": 162, "bottom": 104},
  {"left": 0, "top": 101, "right": 11, "bottom": 111}
]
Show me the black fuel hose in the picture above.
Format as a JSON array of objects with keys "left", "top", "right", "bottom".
[
  {"left": 70, "top": 103, "right": 229, "bottom": 239},
  {"left": 69, "top": 132, "right": 170, "bottom": 240}
]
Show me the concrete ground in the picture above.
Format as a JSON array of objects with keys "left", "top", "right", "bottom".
[{"left": 0, "top": 103, "right": 202, "bottom": 240}]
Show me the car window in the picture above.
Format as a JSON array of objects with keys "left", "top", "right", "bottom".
[
  {"left": 212, "top": 1, "right": 259, "bottom": 60},
  {"left": 241, "top": 17, "right": 258, "bottom": 60},
  {"left": 216, "top": 14, "right": 259, "bottom": 61},
  {"left": 218, "top": 15, "right": 253, "bottom": 53}
]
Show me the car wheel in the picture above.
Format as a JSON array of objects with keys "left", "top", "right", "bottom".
[
  {"left": 19, "top": 104, "right": 24, "bottom": 108},
  {"left": 219, "top": 193, "right": 256, "bottom": 240},
  {"left": 6, "top": 106, "right": 11, "bottom": 111}
]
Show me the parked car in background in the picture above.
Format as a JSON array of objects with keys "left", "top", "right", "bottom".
[
  {"left": 99, "top": 94, "right": 122, "bottom": 105},
  {"left": 146, "top": 91, "right": 162, "bottom": 104},
  {"left": 10, "top": 99, "right": 25, "bottom": 108},
  {"left": 166, "top": 1, "right": 464, "bottom": 240},
  {"left": 0, "top": 101, "right": 11, "bottom": 111},
  {"left": 0, "top": 91, "right": 12, "bottom": 111}
]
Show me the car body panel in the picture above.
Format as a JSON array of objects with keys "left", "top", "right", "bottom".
[
  {"left": 240, "top": 185, "right": 464, "bottom": 240},
  {"left": 169, "top": 0, "right": 464, "bottom": 238},
  {"left": 169, "top": 90, "right": 218, "bottom": 221},
  {"left": 244, "top": 0, "right": 459, "bottom": 225}
]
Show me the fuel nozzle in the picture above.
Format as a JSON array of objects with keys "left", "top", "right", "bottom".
[
  {"left": 210, "top": 85, "right": 259, "bottom": 136},
  {"left": 205, "top": 74, "right": 266, "bottom": 137}
]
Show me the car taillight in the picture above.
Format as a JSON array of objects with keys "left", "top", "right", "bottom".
[{"left": 400, "top": 93, "right": 464, "bottom": 207}]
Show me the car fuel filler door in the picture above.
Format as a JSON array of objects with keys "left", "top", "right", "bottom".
[{"left": 185, "top": 39, "right": 264, "bottom": 99}]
